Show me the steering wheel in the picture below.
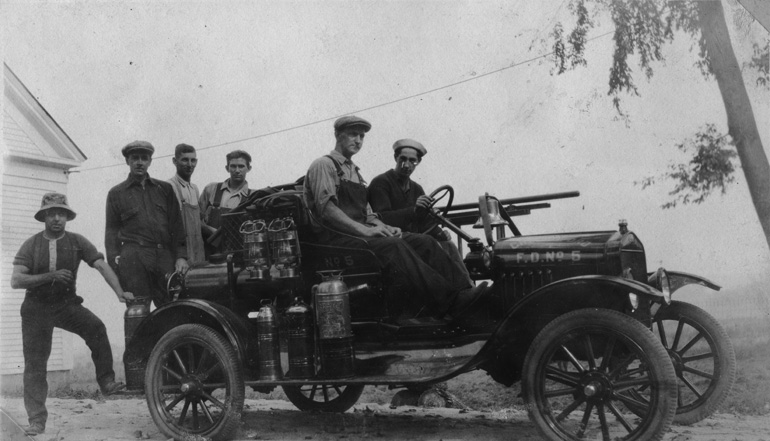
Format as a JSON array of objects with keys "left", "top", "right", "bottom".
[{"left": 419, "top": 185, "right": 454, "bottom": 234}]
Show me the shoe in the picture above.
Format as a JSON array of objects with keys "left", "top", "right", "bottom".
[
  {"left": 24, "top": 422, "right": 45, "bottom": 435},
  {"left": 101, "top": 380, "right": 126, "bottom": 395},
  {"left": 447, "top": 282, "right": 491, "bottom": 319}
]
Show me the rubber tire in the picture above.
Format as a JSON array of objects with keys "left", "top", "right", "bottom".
[
  {"left": 145, "top": 324, "right": 244, "bottom": 441},
  {"left": 522, "top": 308, "right": 678, "bottom": 441},
  {"left": 283, "top": 384, "right": 364, "bottom": 412},
  {"left": 652, "top": 301, "right": 736, "bottom": 425}
]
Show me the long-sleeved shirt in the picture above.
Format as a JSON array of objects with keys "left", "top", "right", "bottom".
[
  {"left": 105, "top": 174, "right": 187, "bottom": 266},
  {"left": 368, "top": 169, "right": 426, "bottom": 231}
]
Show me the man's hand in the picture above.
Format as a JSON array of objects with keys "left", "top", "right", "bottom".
[
  {"left": 364, "top": 224, "right": 401, "bottom": 237},
  {"left": 50, "top": 269, "right": 75, "bottom": 285},
  {"left": 415, "top": 195, "right": 433, "bottom": 211},
  {"left": 118, "top": 291, "right": 136, "bottom": 303},
  {"left": 175, "top": 258, "right": 189, "bottom": 275}
]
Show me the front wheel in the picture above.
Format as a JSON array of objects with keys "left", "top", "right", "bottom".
[
  {"left": 522, "top": 308, "right": 677, "bottom": 441},
  {"left": 652, "top": 301, "right": 736, "bottom": 425},
  {"left": 283, "top": 384, "right": 364, "bottom": 412},
  {"left": 145, "top": 324, "right": 244, "bottom": 441}
]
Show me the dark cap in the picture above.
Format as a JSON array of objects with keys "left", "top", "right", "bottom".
[
  {"left": 121, "top": 140, "right": 155, "bottom": 158},
  {"left": 392, "top": 138, "right": 427, "bottom": 157},
  {"left": 34, "top": 192, "right": 76, "bottom": 222},
  {"left": 334, "top": 116, "right": 371, "bottom": 133}
]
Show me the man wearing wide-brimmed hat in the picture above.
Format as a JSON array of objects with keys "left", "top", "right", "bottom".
[
  {"left": 11, "top": 193, "right": 134, "bottom": 436},
  {"left": 105, "top": 141, "right": 189, "bottom": 308}
]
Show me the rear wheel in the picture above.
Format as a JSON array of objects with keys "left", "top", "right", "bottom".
[
  {"left": 522, "top": 308, "right": 677, "bottom": 441},
  {"left": 652, "top": 301, "right": 736, "bottom": 425},
  {"left": 283, "top": 384, "right": 364, "bottom": 412},
  {"left": 145, "top": 324, "right": 244, "bottom": 441}
]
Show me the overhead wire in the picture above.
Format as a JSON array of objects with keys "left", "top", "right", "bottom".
[{"left": 68, "top": 29, "right": 615, "bottom": 174}]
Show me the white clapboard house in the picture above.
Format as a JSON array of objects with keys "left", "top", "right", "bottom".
[{"left": 1, "top": 63, "right": 86, "bottom": 391}]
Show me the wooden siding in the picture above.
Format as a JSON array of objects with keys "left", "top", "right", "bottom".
[
  {"left": 1, "top": 168, "right": 74, "bottom": 375},
  {"left": 3, "top": 109, "right": 44, "bottom": 157}
]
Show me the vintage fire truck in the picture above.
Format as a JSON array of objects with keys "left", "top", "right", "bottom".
[{"left": 122, "top": 183, "right": 735, "bottom": 441}]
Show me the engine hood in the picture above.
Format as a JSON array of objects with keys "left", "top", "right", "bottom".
[{"left": 491, "top": 229, "right": 647, "bottom": 269}]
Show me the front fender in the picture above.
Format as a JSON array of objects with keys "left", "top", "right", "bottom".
[
  {"left": 474, "top": 275, "right": 664, "bottom": 386},
  {"left": 124, "top": 299, "right": 254, "bottom": 369},
  {"left": 664, "top": 270, "right": 721, "bottom": 294}
]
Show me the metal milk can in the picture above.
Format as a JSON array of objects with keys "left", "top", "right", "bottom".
[{"left": 313, "top": 272, "right": 354, "bottom": 378}]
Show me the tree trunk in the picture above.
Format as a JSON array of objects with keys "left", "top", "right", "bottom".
[{"left": 699, "top": 0, "right": 770, "bottom": 252}]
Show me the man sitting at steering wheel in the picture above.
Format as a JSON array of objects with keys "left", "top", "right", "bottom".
[
  {"left": 368, "top": 139, "right": 471, "bottom": 285},
  {"left": 304, "top": 117, "right": 488, "bottom": 319}
]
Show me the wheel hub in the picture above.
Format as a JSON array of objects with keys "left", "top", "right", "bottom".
[
  {"left": 179, "top": 376, "right": 203, "bottom": 396},
  {"left": 667, "top": 349, "right": 684, "bottom": 376},
  {"left": 579, "top": 373, "right": 612, "bottom": 402}
]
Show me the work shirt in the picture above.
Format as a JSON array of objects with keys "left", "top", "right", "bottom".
[
  {"left": 168, "top": 174, "right": 200, "bottom": 209},
  {"left": 199, "top": 179, "right": 251, "bottom": 212},
  {"left": 304, "top": 150, "right": 378, "bottom": 232},
  {"left": 105, "top": 173, "right": 188, "bottom": 266},
  {"left": 14, "top": 231, "right": 103, "bottom": 303},
  {"left": 368, "top": 169, "right": 427, "bottom": 231}
]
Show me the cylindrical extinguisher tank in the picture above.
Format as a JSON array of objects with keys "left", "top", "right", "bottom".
[
  {"left": 124, "top": 297, "right": 151, "bottom": 390},
  {"left": 313, "top": 273, "right": 354, "bottom": 378},
  {"left": 256, "top": 300, "right": 283, "bottom": 380},
  {"left": 286, "top": 297, "right": 315, "bottom": 378}
]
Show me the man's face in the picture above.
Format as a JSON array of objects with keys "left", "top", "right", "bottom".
[
  {"left": 126, "top": 153, "right": 152, "bottom": 178},
  {"left": 227, "top": 157, "right": 250, "bottom": 185},
  {"left": 335, "top": 127, "right": 367, "bottom": 159},
  {"left": 44, "top": 208, "right": 68, "bottom": 235},
  {"left": 394, "top": 147, "right": 421, "bottom": 179},
  {"left": 173, "top": 152, "right": 198, "bottom": 181}
]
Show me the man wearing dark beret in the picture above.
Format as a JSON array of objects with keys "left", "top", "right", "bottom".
[
  {"left": 105, "top": 141, "right": 189, "bottom": 308},
  {"left": 368, "top": 138, "right": 471, "bottom": 285},
  {"left": 304, "top": 117, "right": 488, "bottom": 318},
  {"left": 12, "top": 193, "right": 133, "bottom": 435}
]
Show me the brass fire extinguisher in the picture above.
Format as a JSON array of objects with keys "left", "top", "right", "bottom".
[
  {"left": 286, "top": 297, "right": 315, "bottom": 378},
  {"left": 313, "top": 272, "right": 354, "bottom": 378},
  {"left": 256, "top": 299, "right": 282, "bottom": 380}
]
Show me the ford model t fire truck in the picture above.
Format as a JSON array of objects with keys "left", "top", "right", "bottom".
[{"left": 122, "top": 183, "right": 735, "bottom": 441}]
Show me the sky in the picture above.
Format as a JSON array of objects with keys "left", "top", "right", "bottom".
[{"left": 2, "top": 1, "right": 769, "bottom": 346}]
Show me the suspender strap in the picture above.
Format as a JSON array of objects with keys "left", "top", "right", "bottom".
[
  {"left": 212, "top": 184, "right": 227, "bottom": 208},
  {"left": 325, "top": 155, "right": 366, "bottom": 184}
]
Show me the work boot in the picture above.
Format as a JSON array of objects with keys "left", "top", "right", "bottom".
[
  {"left": 23, "top": 422, "right": 45, "bottom": 435},
  {"left": 446, "top": 282, "right": 490, "bottom": 319},
  {"left": 101, "top": 380, "right": 126, "bottom": 395}
]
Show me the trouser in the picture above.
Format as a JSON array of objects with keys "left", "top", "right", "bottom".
[
  {"left": 118, "top": 243, "right": 174, "bottom": 307},
  {"left": 437, "top": 240, "right": 473, "bottom": 287},
  {"left": 323, "top": 232, "right": 472, "bottom": 314},
  {"left": 21, "top": 297, "right": 116, "bottom": 427}
]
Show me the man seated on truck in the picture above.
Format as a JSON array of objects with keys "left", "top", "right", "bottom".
[
  {"left": 303, "top": 116, "right": 489, "bottom": 318},
  {"left": 368, "top": 138, "right": 471, "bottom": 286}
]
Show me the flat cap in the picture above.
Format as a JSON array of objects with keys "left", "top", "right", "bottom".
[
  {"left": 392, "top": 138, "right": 427, "bottom": 157},
  {"left": 334, "top": 115, "right": 371, "bottom": 132},
  {"left": 121, "top": 140, "right": 155, "bottom": 158}
]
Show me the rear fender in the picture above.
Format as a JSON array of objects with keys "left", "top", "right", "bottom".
[
  {"left": 476, "top": 275, "right": 664, "bottom": 386},
  {"left": 123, "top": 299, "right": 254, "bottom": 369}
]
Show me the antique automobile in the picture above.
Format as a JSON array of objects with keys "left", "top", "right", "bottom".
[{"left": 122, "top": 182, "right": 734, "bottom": 441}]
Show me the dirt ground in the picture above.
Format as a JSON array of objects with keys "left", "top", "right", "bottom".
[{"left": 1, "top": 396, "right": 769, "bottom": 441}]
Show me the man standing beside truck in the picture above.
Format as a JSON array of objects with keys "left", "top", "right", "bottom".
[
  {"left": 168, "top": 143, "right": 206, "bottom": 265},
  {"left": 12, "top": 193, "right": 134, "bottom": 436},
  {"left": 303, "top": 116, "right": 488, "bottom": 318},
  {"left": 106, "top": 141, "right": 189, "bottom": 307}
]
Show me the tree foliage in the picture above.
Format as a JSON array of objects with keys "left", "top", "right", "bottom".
[
  {"left": 550, "top": 0, "right": 766, "bottom": 206},
  {"left": 638, "top": 124, "right": 739, "bottom": 208}
]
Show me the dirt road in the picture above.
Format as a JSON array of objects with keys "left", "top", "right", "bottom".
[{"left": 1, "top": 396, "right": 768, "bottom": 441}]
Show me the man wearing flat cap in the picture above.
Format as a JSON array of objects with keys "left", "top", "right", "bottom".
[
  {"left": 106, "top": 141, "right": 189, "bottom": 308},
  {"left": 369, "top": 138, "right": 471, "bottom": 285},
  {"left": 304, "top": 116, "right": 488, "bottom": 318},
  {"left": 11, "top": 193, "right": 134, "bottom": 436}
]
